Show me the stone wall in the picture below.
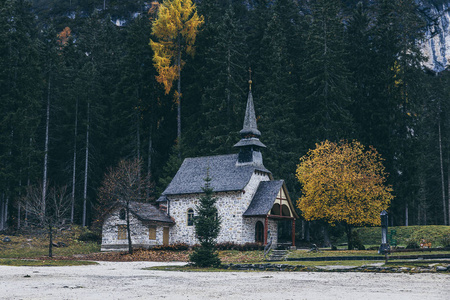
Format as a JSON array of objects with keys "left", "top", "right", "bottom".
[
  {"left": 167, "top": 171, "right": 278, "bottom": 245},
  {"left": 101, "top": 208, "right": 167, "bottom": 251}
]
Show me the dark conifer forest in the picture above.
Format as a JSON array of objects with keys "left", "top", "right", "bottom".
[{"left": 1, "top": 0, "right": 450, "bottom": 231}]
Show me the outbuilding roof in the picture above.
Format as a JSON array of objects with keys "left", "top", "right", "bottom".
[
  {"left": 128, "top": 201, "right": 174, "bottom": 223},
  {"left": 243, "top": 180, "right": 284, "bottom": 216},
  {"left": 161, "top": 154, "right": 271, "bottom": 196}
]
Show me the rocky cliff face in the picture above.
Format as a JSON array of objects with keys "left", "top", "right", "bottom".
[{"left": 421, "top": 0, "right": 450, "bottom": 72}]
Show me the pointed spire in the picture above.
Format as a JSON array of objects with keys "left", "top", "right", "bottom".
[
  {"left": 239, "top": 91, "right": 261, "bottom": 137},
  {"left": 234, "top": 74, "right": 266, "bottom": 167}
]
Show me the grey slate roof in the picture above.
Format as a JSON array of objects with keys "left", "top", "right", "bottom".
[
  {"left": 233, "top": 137, "right": 267, "bottom": 148},
  {"left": 239, "top": 91, "right": 261, "bottom": 137},
  {"left": 243, "top": 180, "right": 284, "bottom": 216},
  {"left": 162, "top": 154, "right": 271, "bottom": 196},
  {"left": 127, "top": 201, "right": 173, "bottom": 223}
]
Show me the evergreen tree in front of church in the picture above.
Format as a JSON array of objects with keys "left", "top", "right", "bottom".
[{"left": 190, "top": 173, "right": 221, "bottom": 268}]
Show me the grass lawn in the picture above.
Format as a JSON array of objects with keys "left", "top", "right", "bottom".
[
  {"left": 287, "top": 249, "right": 450, "bottom": 259},
  {"left": 0, "top": 258, "right": 97, "bottom": 267},
  {"left": 144, "top": 260, "right": 379, "bottom": 272},
  {"left": 1, "top": 225, "right": 449, "bottom": 270},
  {"left": 352, "top": 225, "right": 450, "bottom": 247}
]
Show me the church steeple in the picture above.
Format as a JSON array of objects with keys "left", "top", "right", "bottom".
[
  {"left": 239, "top": 91, "right": 261, "bottom": 137},
  {"left": 234, "top": 75, "right": 266, "bottom": 166}
]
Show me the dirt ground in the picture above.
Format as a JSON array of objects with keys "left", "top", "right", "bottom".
[{"left": 0, "top": 261, "right": 449, "bottom": 300}]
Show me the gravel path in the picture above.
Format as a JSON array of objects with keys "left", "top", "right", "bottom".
[{"left": 0, "top": 261, "right": 449, "bottom": 299}]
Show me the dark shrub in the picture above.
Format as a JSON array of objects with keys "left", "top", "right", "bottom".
[
  {"left": 189, "top": 246, "right": 221, "bottom": 268},
  {"left": 405, "top": 239, "right": 420, "bottom": 249},
  {"left": 78, "top": 231, "right": 101, "bottom": 243},
  {"left": 440, "top": 234, "right": 450, "bottom": 248},
  {"left": 152, "top": 243, "right": 189, "bottom": 251},
  {"left": 350, "top": 231, "right": 365, "bottom": 250},
  {"left": 216, "top": 242, "right": 264, "bottom": 251}
]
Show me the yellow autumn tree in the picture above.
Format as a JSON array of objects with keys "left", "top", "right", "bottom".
[
  {"left": 296, "top": 140, "right": 393, "bottom": 249},
  {"left": 150, "top": 0, "right": 204, "bottom": 146}
]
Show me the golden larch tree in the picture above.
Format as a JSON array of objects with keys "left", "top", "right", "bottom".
[
  {"left": 150, "top": 0, "right": 204, "bottom": 147},
  {"left": 296, "top": 140, "right": 394, "bottom": 249}
]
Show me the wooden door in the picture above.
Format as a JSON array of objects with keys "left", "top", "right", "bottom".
[
  {"left": 255, "top": 221, "right": 264, "bottom": 243},
  {"left": 163, "top": 227, "right": 169, "bottom": 246}
]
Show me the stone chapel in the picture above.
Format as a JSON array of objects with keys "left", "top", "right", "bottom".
[{"left": 101, "top": 85, "right": 298, "bottom": 251}]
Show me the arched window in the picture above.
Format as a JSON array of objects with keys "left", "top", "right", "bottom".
[
  {"left": 282, "top": 204, "right": 291, "bottom": 217},
  {"left": 271, "top": 203, "right": 280, "bottom": 215},
  {"left": 119, "top": 209, "right": 126, "bottom": 220},
  {"left": 255, "top": 221, "right": 264, "bottom": 243},
  {"left": 187, "top": 208, "right": 194, "bottom": 226}
]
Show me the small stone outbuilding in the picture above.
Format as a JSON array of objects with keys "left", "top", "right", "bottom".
[{"left": 101, "top": 202, "right": 173, "bottom": 251}]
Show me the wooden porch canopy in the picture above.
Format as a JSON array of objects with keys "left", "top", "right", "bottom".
[{"left": 243, "top": 180, "right": 299, "bottom": 246}]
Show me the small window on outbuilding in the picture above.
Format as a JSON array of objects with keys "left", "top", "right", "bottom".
[
  {"left": 119, "top": 209, "right": 126, "bottom": 220},
  {"left": 187, "top": 208, "right": 194, "bottom": 226},
  {"left": 118, "top": 225, "right": 127, "bottom": 240},
  {"left": 149, "top": 226, "right": 157, "bottom": 240}
]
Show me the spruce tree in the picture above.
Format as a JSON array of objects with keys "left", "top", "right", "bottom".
[
  {"left": 189, "top": 173, "right": 221, "bottom": 268},
  {"left": 300, "top": 0, "right": 353, "bottom": 143},
  {"left": 369, "top": 0, "right": 427, "bottom": 225},
  {"left": 0, "top": 0, "right": 42, "bottom": 230},
  {"left": 258, "top": 0, "right": 303, "bottom": 198},
  {"left": 186, "top": 3, "right": 247, "bottom": 157}
]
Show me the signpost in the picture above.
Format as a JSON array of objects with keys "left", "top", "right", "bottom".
[{"left": 379, "top": 210, "right": 390, "bottom": 258}]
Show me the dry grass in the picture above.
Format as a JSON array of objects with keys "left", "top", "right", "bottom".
[{"left": 0, "top": 227, "right": 100, "bottom": 259}]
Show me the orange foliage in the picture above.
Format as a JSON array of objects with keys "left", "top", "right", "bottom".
[
  {"left": 296, "top": 140, "right": 393, "bottom": 227},
  {"left": 57, "top": 27, "right": 71, "bottom": 47},
  {"left": 150, "top": 0, "right": 204, "bottom": 94}
]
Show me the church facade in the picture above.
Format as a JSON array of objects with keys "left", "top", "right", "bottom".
[{"left": 101, "top": 87, "right": 298, "bottom": 251}]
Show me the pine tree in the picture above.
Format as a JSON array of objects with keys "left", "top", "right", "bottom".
[
  {"left": 0, "top": 0, "right": 42, "bottom": 230},
  {"left": 189, "top": 173, "right": 221, "bottom": 268},
  {"left": 184, "top": 2, "right": 247, "bottom": 157},
  {"left": 369, "top": 0, "right": 427, "bottom": 225},
  {"left": 346, "top": 1, "right": 374, "bottom": 144},
  {"left": 258, "top": 0, "right": 303, "bottom": 197},
  {"left": 300, "top": 0, "right": 353, "bottom": 143}
]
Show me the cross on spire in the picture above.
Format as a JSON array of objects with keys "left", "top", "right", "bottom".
[{"left": 248, "top": 67, "right": 252, "bottom": 90}]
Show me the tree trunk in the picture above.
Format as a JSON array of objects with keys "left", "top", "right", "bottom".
[
  {"left": 4, "top": 195, "right": 9, "bottom": 230},
  {"left": 135, "top": 92, "right": 141, "bottom": 161},
  {"left": 17, "top": 203, "right": 21, "bottom": 230},
  {"left": 42, "top": 77, "right": 51, "bottom": 217},
  {"left": 147, "top": 126, "right": 153, "bottom": 198},
  {"left": 126, "top": 204, "right": 133, "bottom": 255},
  {"left": 226, "top": 47, "right": 231, "bottom": 123},
  {"left": 71, "top": 98, "right": 78, "bottom": 224},
  {"left": 346, "top": 224, "right": 352, "bottom": 250},
  {"left": 322, "top": 224, "right": 331, "bottom": 247},
  {"left": 17, "top": 178, "right": 22, "bottom": 230},
  {"left": 25, "top": 138, "right": 32, "bottom": 227},
  {"left": 82, "top": 102, "right": 90, "bottom": 227},
  {"left": 0, "top": 193, "right": 4, "bottom": 231},
  {"left": 438, "top": 121, "right": 447, "bottom": 225},
  {"left": 48, "top": 224, "right": 53, "bottom": 258},
  {"left": 405, "top": 203, "right": 409, "bottom": 226},
  {"left": 176, "top": 36, "right": 181, "bottom": 157},
  {"left": 305, "top": 221, "right": 310, "bottom": 242}
]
